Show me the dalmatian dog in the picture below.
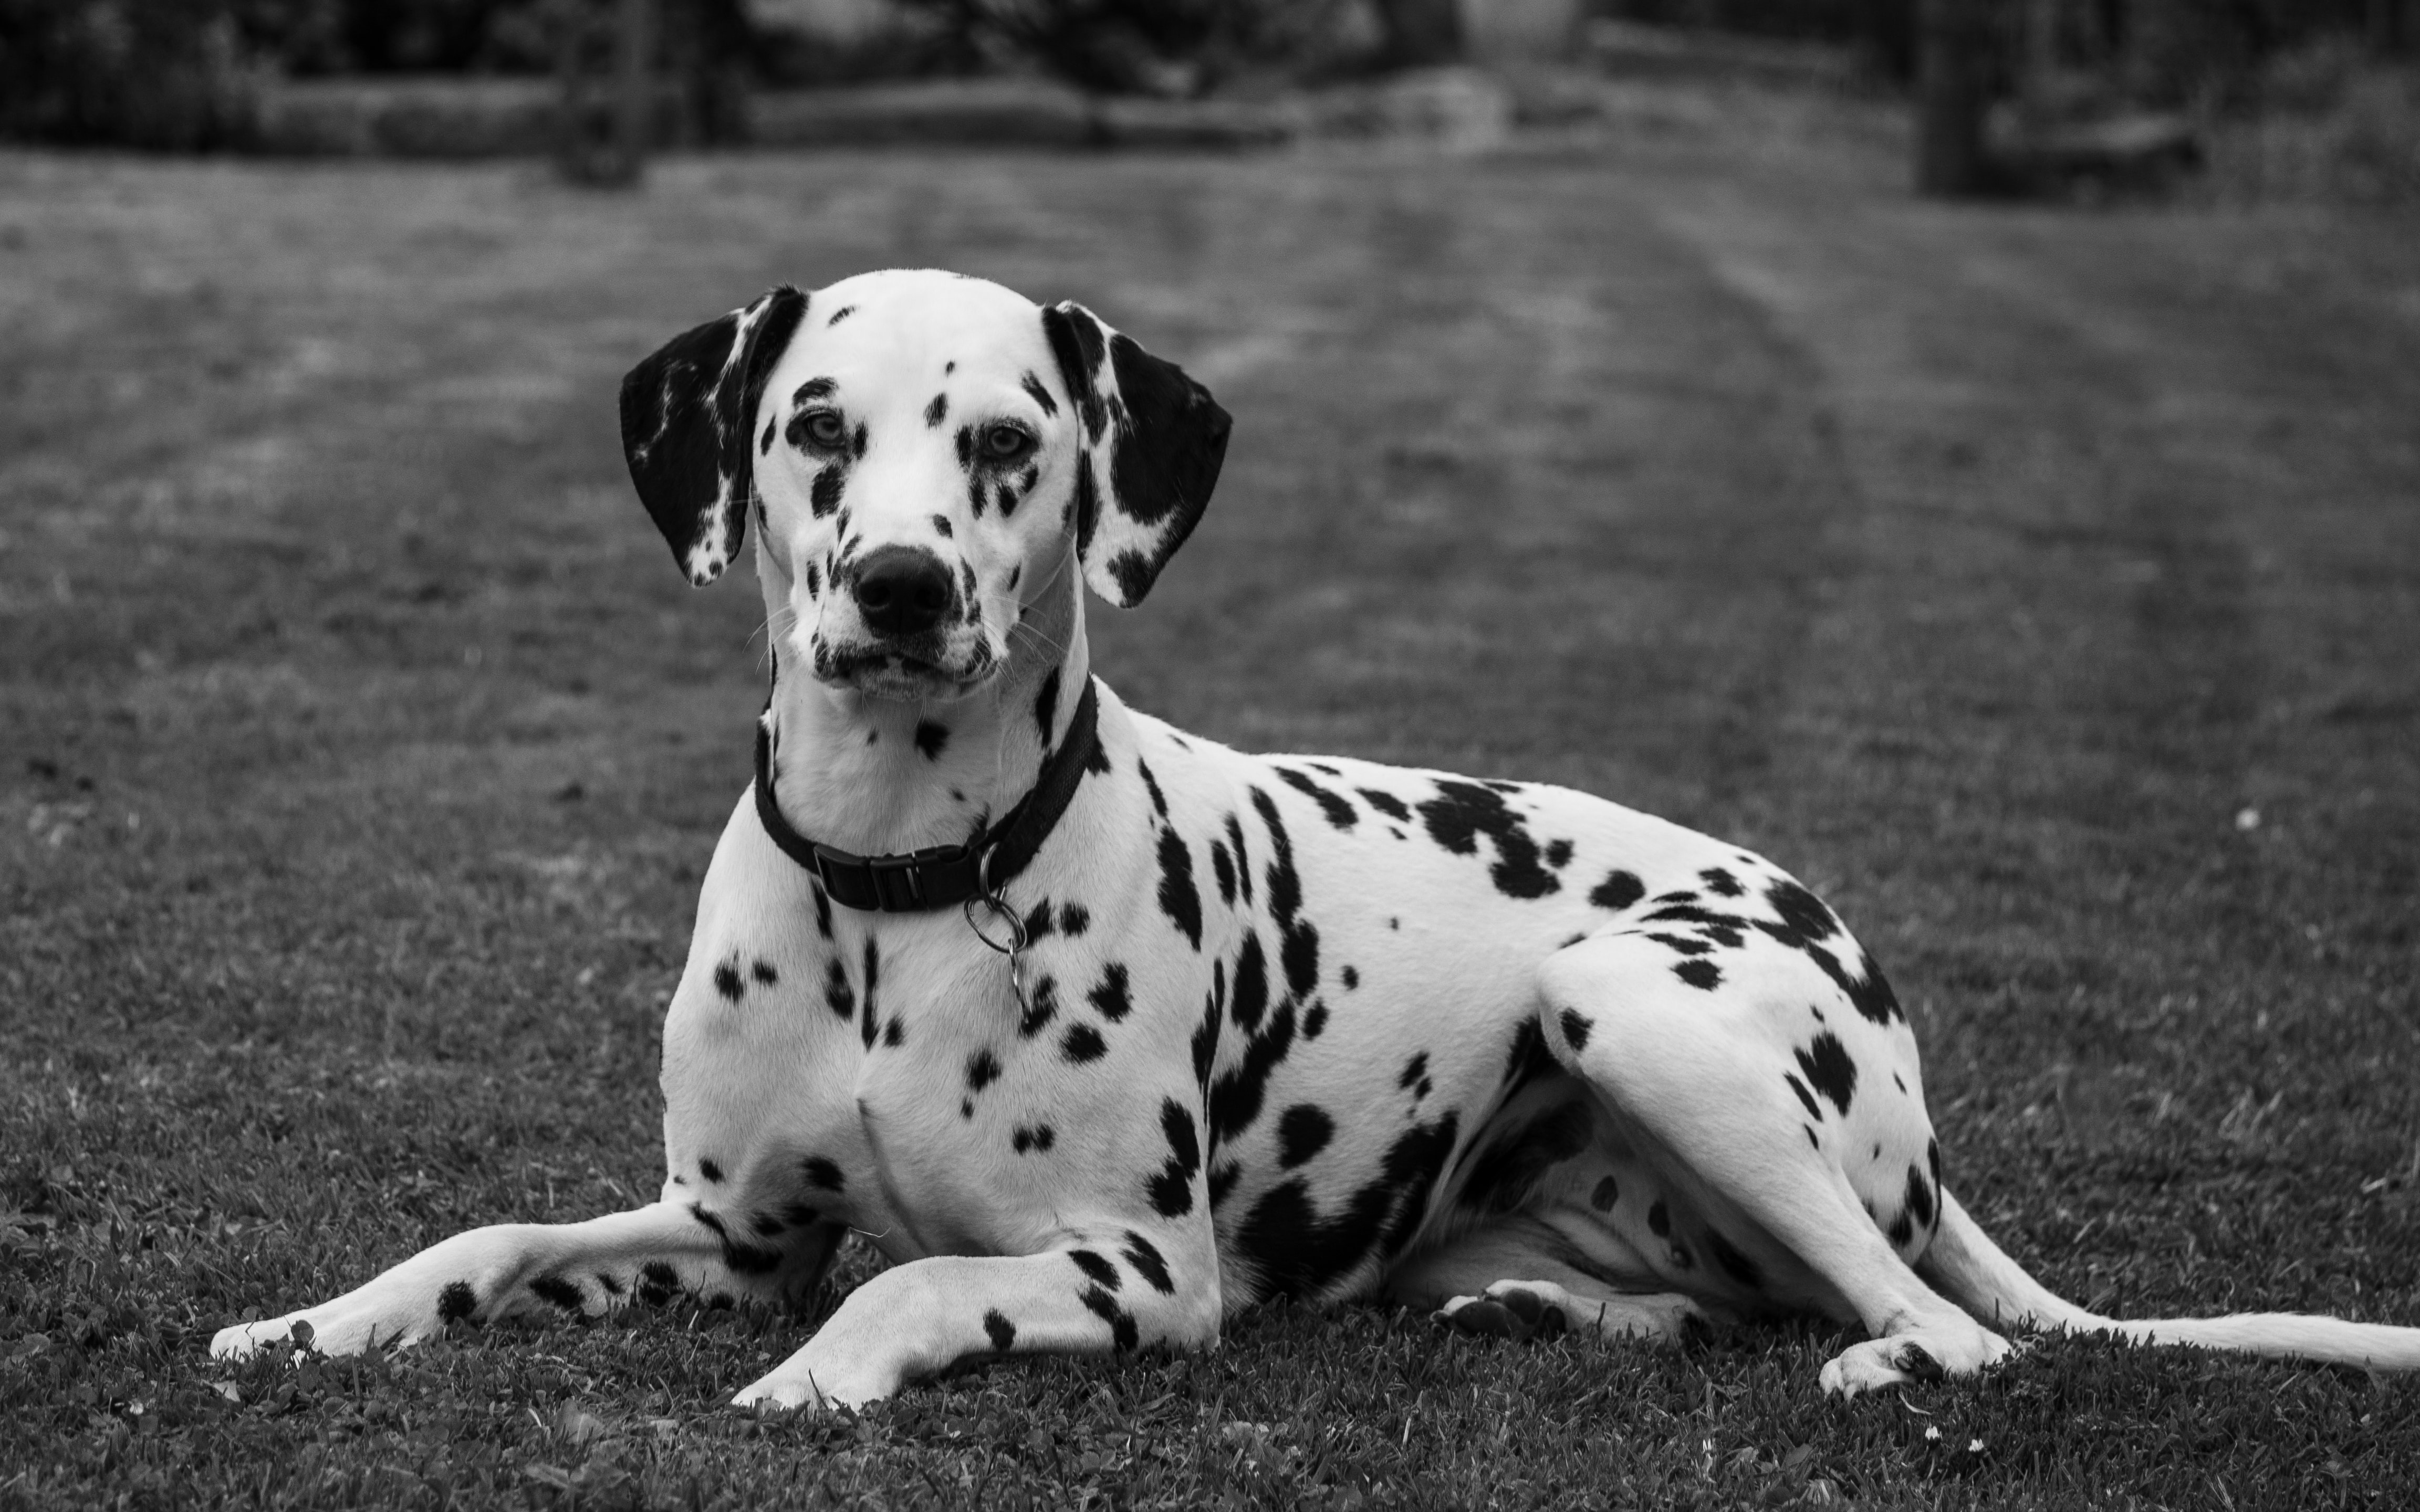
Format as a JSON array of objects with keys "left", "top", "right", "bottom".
[{"left": 213, "top": 269, "right": 2420, "bottom": 1408}]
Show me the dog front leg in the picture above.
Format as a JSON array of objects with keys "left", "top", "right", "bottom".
[
  {"left": 211, "top": 1202, "right": 841, "bottom": 1361},
  {"left": 733, "top": 1231, "right": 1220, "bottom": 1411}
]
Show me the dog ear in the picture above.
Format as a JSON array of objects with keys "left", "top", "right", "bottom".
[
  {"left": 619, "top": 286, "right": 809, "bottom": 587},
  {"left": 1041, "top": 301, "right": 1232, "bottom": 608}
]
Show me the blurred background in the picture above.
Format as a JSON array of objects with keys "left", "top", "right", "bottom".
[{"left": 2, "top": 0, "right": 2416, "bottom": 201}]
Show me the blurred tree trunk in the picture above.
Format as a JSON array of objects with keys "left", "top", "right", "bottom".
[
  {"left": 1915, "top": 0, "right": 1992, "bottom": 196},
  {"left": 2373, "top": 0, "right": 2409, "bottom": 57},
  {"left": 556, "top": 0, "right": 652, "bottom": 186},
  {"left": 1372, "top": 0, "right": 1466, "bottom": 67}
]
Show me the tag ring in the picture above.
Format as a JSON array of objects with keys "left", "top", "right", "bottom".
[{"left": 963, "top": 892, "right": 1027, "bottom": 955}]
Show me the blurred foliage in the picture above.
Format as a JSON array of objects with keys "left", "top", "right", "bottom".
[
  {"left": 3, "top": 0, "right": 2413, "bottom": 146},
  {"left": 891, "top": 0, "right": 1378, "bottom": 96}
]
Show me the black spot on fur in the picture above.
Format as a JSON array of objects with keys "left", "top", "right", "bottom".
[
  {"left": 1192, "top": 976, "right": 1223, "bottom": 1089},
  {"left": 1766, "top": 879, "right": 1839, "bottom": 941},
  {"left": 1675, "top": 958, "right": 1724, "bottom": 991},
  {"left": 1079, "top": 1286, "right": 1140, "bottom": 1352},
  {"left": 1647, "top": 931, "right": 1711, "bottom": 957},
  {"left": 1358, "top": 788, "right": 1411, "bottom": 822},
  {"left": 1090, "top": 962, "right": 1133, "bottom": 1022},
  {"left": 1793, "top": 1032, "right": 1858, "bottom": 1116},
  {"left": 1904, "top": 1161, "right": 1936, "bottom": 1229},
  {"left": 966, "top": 1048, "right": 1001, "bottom": 1095},
  {"left": 1784, "top": 1072, "right": 1822, "bottom": 1121},
  {"left": 1122, "top": 1231, "right": 1174, "bottom": 1293},
  {"left": 698, "top": 1158, "right": 724, "bottom": 1183},
  {"left": 1545, "top": 838, "right": 1573, "bottom": 869},
  {"left": 1138, "top": 759, "right": 1170, "bottom": 818},
  {"left": 912, "top": 720, "right": 950, "bottom": 760},
  {"left": 1229, "top": 932, "right": 1269, "bottom": 1034},
  {"left": 1023, "top": 898, "right": 1056, "bottom": 943},
  {"left": 826, "top": 307, "right": 853, "bottom": 327},
  {"left": 1223, "top": 813, "right": 1254, "bottom": 905},
  {"left": 1700, "top": 866, "right": 1744, "bottom": 897},
  {"left": 1302, "top": 1001, "right": 1328, "bottom": 1039},
  {"left": 1235, "top": 1111, "right": 1460, "bottom": 1299},
  {"left": 1416, "top": 781, "right": 1559, "bottom": 899},
  {"left": 1148, "top": 1097, "right": 1201, "bottom": 1217},
  {"left": 1157, "top": 827, "right": 1202, "bottom": 950},
  {"left": 1020, "top": 370, "right": 1058, "bottom": 416},
  {"left": 1249, "top": 792, "right": 1323, "bottom": 1003},
  {"left": 802, "top": 1157, "right": 845, "bottom": 1192},
  {"left": 1019, "top": 974, "right": 1060, "bottom": 1038},
  {"left": 1209, "top": 838, "right": 1236, "bottom": 906},
  {"left": 1208, "top": 1001, "right": 1297, "bottom": 1147},
  {"left": 438, "top": 1282, "right": 477, "bottom": 1324},
  {"left": 1558, "top": 1009, "right": 1592, "bottom": 1051},
  {"left": 1013, "top": 1124, "right": 1056, "bottom": 1154},
  {"left": 931, "top": 512, "right": 953, "bottom": 538},
  {"left": 1591, "top": 1176, "right": 1619, "bottom": 1211},
  {"left": 1277, "top": 1104, "right": 1334, "bottom": 1169},
  {"left": 1060, "top": 902, "right": 1090, "bottom": 936},
  {"left": 1399, "top": 1052, "right": 1430, "bottom": 1090},
  {"left": 925, "top": 393, "right": 948, "bottom": 426},
  {"left": 637, "top": 1262, "right": 679, "bottom": 1307},
  {"left": 1276, "top": 768, "right": 1357, "bottom": 830},
  {"left": 1590, "top": 870, "right": 1645, "bottom": 911},
  {"left": 530, "top": 1275, "right": 584, "bottom": 1314},
  {"left": 1647, "top": 1200, "right": 1671, "bottom": 1238},
  {"left": 810, "top": 466, "right": 846, "bottom": 519},
  {"left": 984, "top": 1310, "right": 1016, "bottom": 1351},
  {"left": 860, "top": 937, "right": 882, "bottom": 1049},
  {"left": 1070, "top": 1248, "right": 1120, "bottom": 1290},
  {"left": 686, "top": 1202, "right": 781, "bottom": 1274},
  {"left": 1033, "top": 668, "right": 1061, "bottom": 751},
  {"left": 1063, "top": 1022, "right": 1107, "bottom": 1064},
  {"left": 1887, "top": 1208, "right": 1916, "bottom": 1247},
  {"left": 759, "top": 416, "right": 777, "bottom": 455},
  {"left": 751, "top": 960, "right": 778, "bottom": 985},
  {"left": 713, "top": 962, "right": 744, "bottom": 1002}
]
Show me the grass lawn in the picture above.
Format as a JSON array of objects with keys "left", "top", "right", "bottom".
[{"left": 4, "top": 101, "right": 2419, "bottom": 1509}]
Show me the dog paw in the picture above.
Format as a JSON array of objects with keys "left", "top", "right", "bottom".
[
  {"left": 732, "top": 1353, "right": 896, "bottom": 1414},
  {"left": 1819, "top": 1326, "right": 2010, "bottom": 1397},
  {"left": 1436, "top": 1283, "right": 1568, "bottom": 1342}
]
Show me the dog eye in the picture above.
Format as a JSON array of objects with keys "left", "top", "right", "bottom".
[
  {"left": 792, "top": 408, "right": 848, "bottom": 450},
  {"left": 982, "top": 423, "right": 1034, "bottom": 461}
]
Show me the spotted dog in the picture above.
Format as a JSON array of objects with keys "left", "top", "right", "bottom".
[{"left": 214, "top": 269, "right": 2420, "bottom": 1406}]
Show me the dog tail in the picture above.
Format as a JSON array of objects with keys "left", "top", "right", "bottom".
[{"left": 1920, "top": 1189, "right": 2420, "bottom": 1371}]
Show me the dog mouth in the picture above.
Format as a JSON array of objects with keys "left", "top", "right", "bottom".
[{"left": 813, "top": 638, "right": 997, "bottom": 700}]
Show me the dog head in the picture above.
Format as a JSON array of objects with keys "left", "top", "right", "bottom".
[{"left": 619, "top": 269, "right": 1230, "bottom": 701}]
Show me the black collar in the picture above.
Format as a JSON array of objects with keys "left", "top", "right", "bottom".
[{"left": 753, "top": 677, "right": 1101, "bottom": 914}]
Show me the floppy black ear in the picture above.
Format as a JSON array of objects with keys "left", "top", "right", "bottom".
[
  {"left": 1041, "top": 301, "right": 1232, "bottom": 608},
  {"left": 619, "top": 286, "right": 809, "bottom": 586}
]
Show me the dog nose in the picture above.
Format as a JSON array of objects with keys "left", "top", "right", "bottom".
[{"left": 850, "top": 546, "right": 955, "bottom": 637}]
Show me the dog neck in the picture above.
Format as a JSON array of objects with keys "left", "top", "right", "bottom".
[{"left": 758, "top": 546, "right": 1090, "bottom": 860}]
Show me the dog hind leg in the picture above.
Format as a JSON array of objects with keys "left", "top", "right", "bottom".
[{"left": 1535, "top": 932, "right": 2009, "bottom": 1395}]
